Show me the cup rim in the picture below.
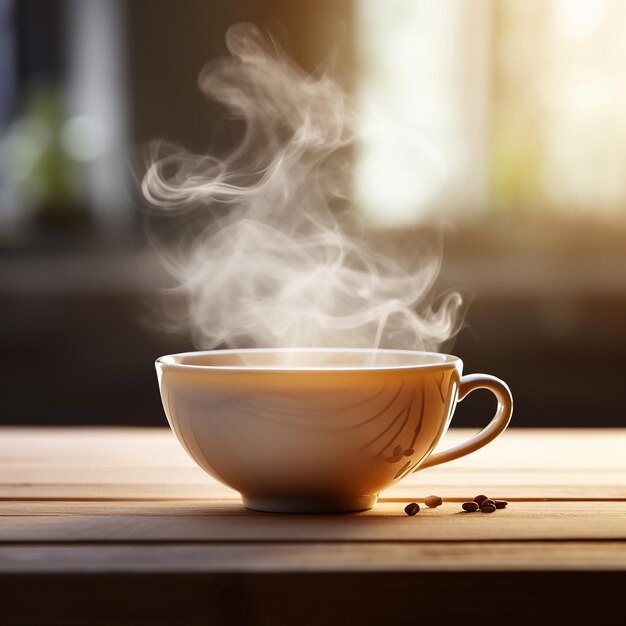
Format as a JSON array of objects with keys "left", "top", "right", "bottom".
[{"left": 156, "top": 347, "right": 461, "bottom": 372}]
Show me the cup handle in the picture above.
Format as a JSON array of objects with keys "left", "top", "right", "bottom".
[{"left": 418, "top": 373, "right": 513, "bottom": 470}]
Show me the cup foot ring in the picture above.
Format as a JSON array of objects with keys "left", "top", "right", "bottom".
[{"left": 242, "top": 494, "right": 378, "bottom": 514}]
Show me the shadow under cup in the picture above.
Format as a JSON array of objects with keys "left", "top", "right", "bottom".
[{"left": 156, "top": 348, "right": 511, "bottom": 513}]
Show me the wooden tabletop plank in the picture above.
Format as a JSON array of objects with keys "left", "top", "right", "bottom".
[
  {"left": 3, "top": 499, "right": 624, "bottom": 517},
  {"left": 1, "top": 502, "right": 624, "bottom": 543},
  {"left": 1, "top": 428, "right": 624, "bottom": 470},
  {"left": 1, "top": 428, "right": 625, "bottom": 501},
  {"left": 2, "top": 480, "right": 624, "bottom": 501},
  {"left": 1, "top": 541, "right": 625, "bottom": 573}
]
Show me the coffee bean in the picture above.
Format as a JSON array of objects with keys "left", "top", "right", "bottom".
[
  {"left": 462, "top": 501, "right": 479, "bottom": 512},
  {"left": 404, "top": 502, "right": 420, "bottom": 516},
  {"left": 495, "top": 500, "right": 508, "bottom": 509},
  {"left": 481, "top": 503, "right": 497, "bottom": 513},
  {"left": 482, "top": 499, "right": 496, "bottom": 508},
  {"left": 474, "top": 495, "right": 489, "bottom": 505},
  {"left": 424, "top": 495, "right": 442, "bottom": 508}
]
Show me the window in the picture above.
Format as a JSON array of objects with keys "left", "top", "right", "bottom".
[{"left": 356, "top": 0, "right": 626, "bottom": 225}]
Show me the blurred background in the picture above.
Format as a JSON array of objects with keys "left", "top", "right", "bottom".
[{"left": 1, "top": 0, "right": 624, "bottom": 427}]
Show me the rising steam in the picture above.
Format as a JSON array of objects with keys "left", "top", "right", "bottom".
[{"left": 142, "top": 23, "right": 462, "bottom": 355}]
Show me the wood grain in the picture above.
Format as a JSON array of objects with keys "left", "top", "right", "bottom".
[
  {"left": 1, "top": 502, "right": 624, "bottom": 543},
  {"left": 1, "top": 428, "right": 625, "bottom": 501},
  {"left": 1, "top": 541, "right": 625, "bottom": 573}
]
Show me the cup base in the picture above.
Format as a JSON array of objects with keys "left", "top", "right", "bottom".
[{"left": 242, "top": 494, "right": 378, "bottom": 514}]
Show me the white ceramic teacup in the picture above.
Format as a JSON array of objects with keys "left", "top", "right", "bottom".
[{"left": 156, "top": 348, "right": 512, "bottom": 513}]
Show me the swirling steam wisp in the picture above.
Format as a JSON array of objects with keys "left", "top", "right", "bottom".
[{"left": 142, "top": 24, "right": 463, "bottom": 358}]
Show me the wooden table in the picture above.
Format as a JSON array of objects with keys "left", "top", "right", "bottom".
[{"left": 1, "top": 428, "right": 624, "bottom": 625}]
